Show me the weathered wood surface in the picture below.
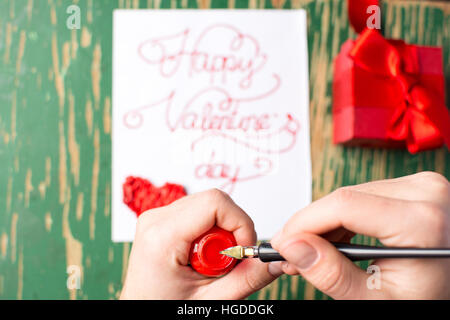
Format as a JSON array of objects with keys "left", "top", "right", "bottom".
[{"left": 0, "top": 0, "right": 448, "bottom": 300}]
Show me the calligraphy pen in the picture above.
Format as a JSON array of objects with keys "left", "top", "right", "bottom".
[{"left": 220, "top": 242, "right": 450, "bottom": 262}]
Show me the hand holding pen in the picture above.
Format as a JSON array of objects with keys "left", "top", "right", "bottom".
[
  {"left": 266, "top": 172, "right": 450, "bottom": 299},
  {"left": 121, "top": 172, "right": 450, "bottom": 300}
]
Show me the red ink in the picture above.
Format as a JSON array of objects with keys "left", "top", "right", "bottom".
[
  {"left": 189, "top": 226, "right": 237, "bottom": 277},
  {"left": 190, "top": 113, "right": 300, "bottom": 155},
  {"left": 194, "top": 154, "right": 273, "bottom": 194},
  {"left": 123, "top": 91, "right": 176, "bottom": 129},
  {"left": 123, "top": 76, "right": 282, "bottom": 133},
  {"left": 124, "top": 24, "right": 303, "bottom": 195},
  {"left": 138, "top": 24, "right": 267, "bottom": 87},
  {"left": 138, "top": 29, "right": 189, "bottom": 78},
  {"left": 122, "top": 176, "right": 186, "bottom": 216}
]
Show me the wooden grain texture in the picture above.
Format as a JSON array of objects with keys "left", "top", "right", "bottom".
[{"left": 0, "top": 0, "right": 448, "bottom": 300}]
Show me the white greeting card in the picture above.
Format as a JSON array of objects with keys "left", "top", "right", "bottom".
[{"left": 112, "top": 10, "right": 311, "bottom": 242}]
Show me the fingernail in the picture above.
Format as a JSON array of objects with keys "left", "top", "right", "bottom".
[
  {"left": 268, "top": 261, "right": 284, "bottom": 277},
  {"left": 271, "top": 230, "right": 282, "bottom": 245},
  {"left": 284, "top": 241, "right": 318, "bottom": 270}
]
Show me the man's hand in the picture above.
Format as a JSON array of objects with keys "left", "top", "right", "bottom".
[
  {"left": 271, "top": 172, "right": 450, "bottom": 299},
  {"left": 120, "top": 189, "right": 282, "bottom": 299}
]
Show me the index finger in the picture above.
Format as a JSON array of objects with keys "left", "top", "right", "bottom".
[
  {"left": 164, "top": 188, "right": 256, "bottom": 246},
  {"left": 271, "top": 188, "right": 420, "bottom": 248}
]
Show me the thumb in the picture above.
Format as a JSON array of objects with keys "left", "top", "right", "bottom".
[
  {"left": 274, "top": 233, "right": 383, "bottom": 299},
  {"left": 207, "top": 258, "right": 283, "bottom": 299}
]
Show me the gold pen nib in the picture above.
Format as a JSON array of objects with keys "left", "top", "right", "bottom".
[
  {"left": 220, "top": 246, "right": 244, "bottom": 259},
  {"left": 220, "top": 246, "right": 258, "bottom": 259}
]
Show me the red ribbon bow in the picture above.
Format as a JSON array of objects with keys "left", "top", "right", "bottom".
[{"left": 348, "top": 29, "right": 450, "bottom": 153}]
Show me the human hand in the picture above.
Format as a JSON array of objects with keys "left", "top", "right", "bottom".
[
  {"left": 271, "top": 171, "right": 450, "bottom": 299},
  {"left": 120, "top": 189, "right": 283, "bottom": 299}
]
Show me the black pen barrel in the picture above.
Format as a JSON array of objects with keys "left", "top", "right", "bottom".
[
  {"left": 257, "top": 242, "right": 450, "bottom": 262},
  {"left": 333, "top": 242, "right": 450, "bottom": 261},
  {"left": 258, "top": 242, "right": 285, "bottom": 262}
]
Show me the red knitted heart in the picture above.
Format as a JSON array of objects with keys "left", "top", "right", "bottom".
[{"left": 123, "top": 176, "right": 187, "bottom": 217}]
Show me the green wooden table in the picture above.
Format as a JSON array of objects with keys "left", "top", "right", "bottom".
[{"left": 0, "top": 0, "right": 448, "bottom": 300}]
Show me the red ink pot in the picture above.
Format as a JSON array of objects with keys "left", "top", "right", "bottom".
[{"left": 189, "top": 226, "right": 237, "bottom": 277}]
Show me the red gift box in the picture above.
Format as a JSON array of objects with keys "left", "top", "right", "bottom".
[{"left": 332, "top": 29, "right": 450, "bottom": 153}]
